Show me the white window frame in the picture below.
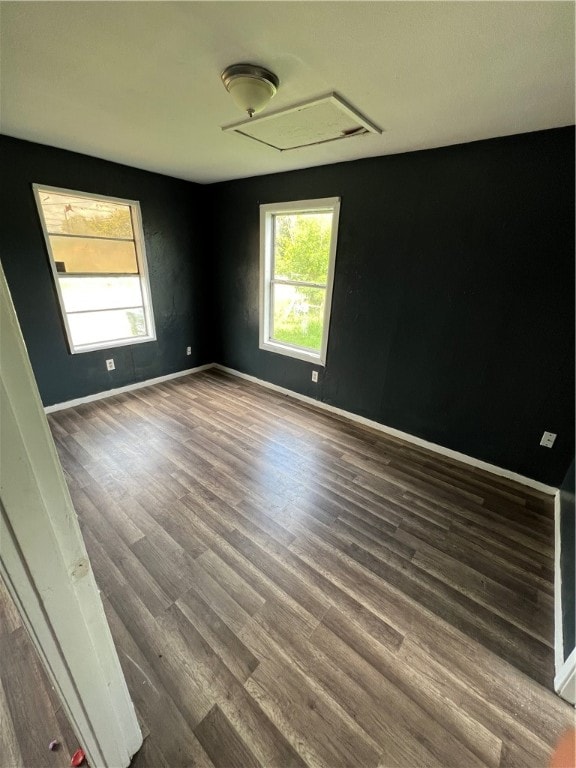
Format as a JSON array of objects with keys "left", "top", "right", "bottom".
[
  {"left": 32, "top": 183, "right": 156, "bottom": 354},
  {"left": 259, "top": 197, "right": 340, "bottom": 366}
]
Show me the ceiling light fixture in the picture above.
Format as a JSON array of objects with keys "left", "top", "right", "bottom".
[{"left": 221, "top": 63, "right": 279, "bottom": 118}]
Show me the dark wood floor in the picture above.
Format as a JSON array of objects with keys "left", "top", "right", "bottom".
[
  {"left": 0, "top": 577, "right": 81, "bottom": 768},
  {"left": 1, "top": 369, "right": 573, "bottom": 767}
]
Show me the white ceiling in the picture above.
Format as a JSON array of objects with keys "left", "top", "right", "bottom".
[{"left": 1, "top": 2, "right": 574, "bottom": 184}]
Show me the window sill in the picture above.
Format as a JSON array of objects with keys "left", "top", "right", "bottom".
[
  {"left": 260, "top": 339, "right": 325, "bottom": 366},
  {"left": 70, "top": 334, "right": 156, "bottom": 355}
]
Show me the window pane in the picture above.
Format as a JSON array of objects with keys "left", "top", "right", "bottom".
[
  {"left": 50, "top": 236, "right": 138, "bottom": 274},
  {"left": 59, "top": 276, "right": 143, "bottom": 313},
  {"left": 271, "top": 284, "right": 325, "bottom": 351},
  {"left": 37, "top": 191, "right": 133, "bottom": 238},
  {"left": 68, "top": 308, "right": 147, "bottom": 347},
  {"left": 273, "top": 212, "right": 333, "bottom": 283}
]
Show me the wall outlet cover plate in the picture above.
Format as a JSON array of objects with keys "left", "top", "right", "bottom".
[{"left": 540, "top": 431, "right": 557, "bottom": 448}]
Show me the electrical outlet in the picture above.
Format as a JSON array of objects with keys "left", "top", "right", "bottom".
[
  {"left": 106, "top": 359, "right": 115, "bottom": 371},
  {"left": 311, "top": 370, "right": 318, "bottom": 383},
  {"left": 186, "top": 346, "right": 192, "bottom": 356},
  {"left": 540, "top": 431, "right": 556, "bottom": 448}
]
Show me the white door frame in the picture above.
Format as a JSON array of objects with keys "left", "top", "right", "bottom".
[
  {"left": 0, "top": 262, "right": 142, "bottom": 766},
  {"left": 554, "top": 492, "right": 576, "bottom": 705}
]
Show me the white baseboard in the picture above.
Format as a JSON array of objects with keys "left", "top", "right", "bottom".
[
  {"left": 44, "top": 360, "right": 558, "bottom": 496},
  {"left": 44, "top": 359, "right": 560, "bottom": 496},
  {"left": 213, "top": 364, "right": 558, "bottom": 496},
  {"left": 555, "top": 647, "right": 576, "bottom": 705},
  {"left": 43, "top": 364, "right": 213, "bottom": 413}
]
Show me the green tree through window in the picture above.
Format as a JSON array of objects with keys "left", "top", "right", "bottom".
[
  {"left": 260, "top": 199, "right": 340, "bottom": 363},
  {"left": 62, "top": 207, "right": 133, "bottom": 238}
]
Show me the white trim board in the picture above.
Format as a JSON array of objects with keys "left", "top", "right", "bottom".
[
  {"left": 213, "top": 364, "right": 558, "bottom": 496},
  {"left": 44, "top": 363, "right": 213, "bottom": 413},
  {"left": 554, "top": 489, "right": 576, "bottom": 705},
  {"left": 554, "top": 491, "right": 565, "bottom": 674},
  {"left": 1, "top": 262, "right": 142, "bottom": 766},
  {"left": 555, "top": 647, "right": 576, "bottom": 705}
]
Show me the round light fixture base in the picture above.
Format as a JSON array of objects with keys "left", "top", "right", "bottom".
[{"left": 221, "top": 63, "right": 279, "bottom": 118}]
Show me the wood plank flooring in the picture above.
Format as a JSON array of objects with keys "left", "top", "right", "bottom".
[
  {"left": 0, "top": 578, "right": 79, "bottom": 768},
  {"left": 1, "top": 369, "right": 573, "bottom": 767}
]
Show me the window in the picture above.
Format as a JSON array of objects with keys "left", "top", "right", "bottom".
[
  {"left": 260, "top": 197, "right": 340, "bottom": 365},
  {"left": 33, "top": 184, "right": 156, "bottom": 354}
]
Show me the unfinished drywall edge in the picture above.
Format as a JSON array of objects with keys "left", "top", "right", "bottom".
[
  {"left": 43, "top": 364, "right": 213, "bottom": 413},
  {"left": 214, "top": 364, "right": 558, "bottom": 496}
]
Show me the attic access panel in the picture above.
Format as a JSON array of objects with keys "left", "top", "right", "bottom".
[{"left": 222, "top": 93, "right": 382, "bottom": 151}]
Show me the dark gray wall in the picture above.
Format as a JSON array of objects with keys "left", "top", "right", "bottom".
[
  {"left": 210, "top": 128, "right": 575, "bottom": 486},
  {"left": 0, "top": 136, "right": 211, "bottom": 406},
  {"left": 2, "top": 130, "right": 574, "bottom": 485},
  {"left": 560, "top": 458, "right": 575, "bottom": 661}
]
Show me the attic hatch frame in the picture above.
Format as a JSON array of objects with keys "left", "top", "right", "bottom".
[{"left": 222, "top": 92, "right": 382, "bottom": 152}]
